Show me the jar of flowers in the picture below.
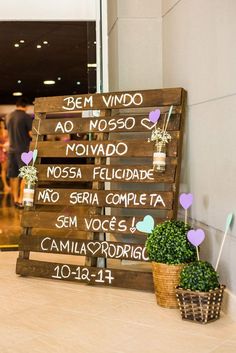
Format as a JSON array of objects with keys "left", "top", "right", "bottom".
[
  {"left": 19, "top": 165, "right": 38, "bottom": 207},
  {"left": 149, "top": 127, "right": 172, "bottom": 173}
]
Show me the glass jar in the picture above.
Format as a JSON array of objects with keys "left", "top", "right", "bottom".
[
  {"left": 153, "top": 142, "right": 166, "bottom": 173},
  {"left": 23, "top": 182, "right": 35, "bottom": 207}
]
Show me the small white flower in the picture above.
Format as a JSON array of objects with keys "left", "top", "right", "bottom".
[
  {"left": 19, "top": 166, "right": 38, "bottom": 184},
  {"left": 148, "top": 127, "right": 172, "bottom": 144}
]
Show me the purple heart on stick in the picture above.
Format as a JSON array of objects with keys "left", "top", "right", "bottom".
[
  {"left": 179, "top": 193, "right": 193, "bottom": 210},
  {"left": 21, "top": 151, "right": 33, "bottom": 165},
  {"left": 187, "top": 229, "right": 205, "bottom": 247},
  {"left": 149, "top": 109, "right": 161, "bottom": 123}
]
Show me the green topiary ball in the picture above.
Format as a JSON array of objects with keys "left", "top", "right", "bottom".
[
  {"left": 179, "top": 261, "right": 220, "bottom": 292},
  {"left": 145, "top": 220, "right": 197, "bottom": 265}
]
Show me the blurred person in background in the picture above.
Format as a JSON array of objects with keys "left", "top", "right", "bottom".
[
  {"left": 6, "top": 97, "right": 32, "bottom": 208},
  {"left": 0, "top": 118, "right": 10, "bottom": 192}
]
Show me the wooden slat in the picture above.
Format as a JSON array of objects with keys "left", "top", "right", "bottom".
[
  {"left": 21, "top": 211, "right": 171, "bottom": 233},
  {"left": 34, "top": 88, "right": 183, "bottom": 112},
  {"left": 33, "top": 136, "right": 179, "bottom": 158},
  {"left": 37, "top": 164, "right": 176, "bottom": 183},
  {"left": 86, "top": 110, "right": 110, "bottom": 268},
  {"left": 45, "top": 105, "right": 183, "bottom": 118},
  {"left": 19, "top": 236, "right": 149, "bottom": 261},
  {"left": 33, "top": 113, "right": 181, "bottom": 135},
  {"left": 172, "top": 90, "right": 187, "bottom": 218},
  {"left": 16, "top": 259, "right": 154, "bottom": 291},
  {"left": 18, "top": 113, "right": 46, "bottom": 264},
  {"left": 35, "top": 188, "right": 173, "bottom": 209}
]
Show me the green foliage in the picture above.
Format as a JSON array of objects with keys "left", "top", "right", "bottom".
[
  {"left": 146, "top": 220, "right": 197, "bottom": 264},
  {"left": 179, "top": 261, "right": 220, "bottom": 292}
]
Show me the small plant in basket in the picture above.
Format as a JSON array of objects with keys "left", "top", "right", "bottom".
[
  {"left": 179, "top": 261, "right": 219, "bottom": 292},
  {"left": 176, "top": 258, "right": 225, "bottom": 324},
  {"left": 175, "top": 217, "right": 233, "bottom": 324},
  {"left": 146, "top": 220, "right": 197, "bottom": 308}
]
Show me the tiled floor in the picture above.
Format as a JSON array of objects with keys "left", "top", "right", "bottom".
[{"left": 0, "top": 252, "right": 235, "bottom": 353}]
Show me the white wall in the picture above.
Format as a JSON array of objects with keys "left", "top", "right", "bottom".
[
  {"left": 108, "top": 0, "right": 162, "bottom": 90},
  {"left": 162, "top": 0, "right": 236, "bottom": 298},
  {"left": 0, "top": 0, "right": 96, "bottom": 20}
]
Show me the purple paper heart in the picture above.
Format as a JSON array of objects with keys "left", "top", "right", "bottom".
[
  {"left": 187, "top": 229, "right": 205, "bottom": 247},
  {"left": 21, "top": 151, "right": 33, "bottom": 165},
  {"left": 179, "top": 193, "right": 193, "bottom": 210},
  {"left": 149, "top": 109, "right": 161, "bottom": 123}
]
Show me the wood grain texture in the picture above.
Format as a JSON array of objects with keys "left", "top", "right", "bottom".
[
  {"left": 19, "top": 235, "right": 149, "bottom": 261},
  {"left": 33, "top": 113, "right": 181, "bottom": 135},
  {"left": 21, "top": 211, "right": 171, "bottom": 233},
  {"left": 16, "top": 259, "right": 154, "bottom": 291},
  {"left": 18, "top": 113, "right": 47, "bottom": 263},
  {"left": 36, "top": 164, "right": 176, "bottom": 183},
  {"left": 32, "top": 137, "right": 179, "bottom": 158},
  {"left": 34, "top": 88, "right": 183, "bottom": 113},
  {"left": 35, "top": 188, "right": 173, "bottom": 209},
  {"left": 172, "top": 90, "right": 186, "bottom": 218}
]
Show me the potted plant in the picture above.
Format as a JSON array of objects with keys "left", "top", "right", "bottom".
[
  {"left": 176, "top": 261, "right": 225, "bottom": 324},
  {"left": 146, "top": 220, "right": 197, "bottom": 308}
]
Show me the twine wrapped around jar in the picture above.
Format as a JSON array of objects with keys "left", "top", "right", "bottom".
[
  {"left": 153, "top": 141, "right": 166, "bottom": 172},
  {"left": 23, "top": 181, "right": 35, "bottom": 207}
]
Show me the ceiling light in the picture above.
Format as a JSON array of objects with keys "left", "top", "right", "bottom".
[
  {"left": 14, "top": 43, "right": 20, "bottom": 47},
  {"left": 20, "top": 40, "right": 25, "bottom": 43},
  {"left": 13, "top": 92, "right": 23, "bottom": 96},
  {"left": 76, "top": 81, "right": 81, "bottom": 85},
  {"left": 17, "top": 80, "right": 21, "bottom": 84},
  {"left": 57, "top": 77, "right": 61, "bottom": 80},
  {"left": 37, "top": 45, "right": 42, "bottom": 49},
  {"left": 43, "top": 41, "right": 48, "bottom": 44},
  {"left": 43, "top": 80, "right": 55, "bottom": 85},
  {"left": 87, "top": 63, "right": 97, "bottom": 68},
  {"left": 94, "top": 41, "right": 96, "bottom": 44}
]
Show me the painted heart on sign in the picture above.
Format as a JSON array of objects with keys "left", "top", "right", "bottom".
[
  {"left": 149, "top": 109, "right": 161, "bottom": 124},
  {"left": 130, "top": 227, "right": 136, "bottom": 233},
  {"left": 33, "top": 149, "right": 38, "bottom": 163},
  {"left": 136, "top": 215, "right": 154, "bottom": 234},
  {"left": 179, "top": 193, "right": 193, "bottom": 210},
  {"left": 141, "top": 118, "right": 157, "bottom": 131},
  {"left": 87, "top": 241, "right": 102, "bottom": 256},
  {"left": 21, "top": 151, "right": 33, "bottom": 165},
  {"left": 187, "top": 229, "right": 205, "bottom": 247}
]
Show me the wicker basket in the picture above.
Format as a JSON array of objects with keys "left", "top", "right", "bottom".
[
  {"left": 152, "top": 262, "right": 184, "bottom": 308},
  {"left": 176, "top": 285, "right": 225, "bottom": 324}
]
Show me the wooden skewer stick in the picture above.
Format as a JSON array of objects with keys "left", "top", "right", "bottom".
[
  {"left": 215, "top": 213, "right": 233, "bottom": 271},
  {"left": 163, "top": 105, "right": 173, "bottom": 134},
  {"left": 196, "top": 246, "right": 200, "bottom": 261},
  {"left": 162, "top": 113, "right": 167, "bottom": 131},
  {"left": 158, "top": 106, "right": 173, "bottom": 153},
  {"left": 184, "top": 209, "right": 187, "bottom": 225},
  {"left": 32, "top": 119, "right": 41, "bottom": 167}
]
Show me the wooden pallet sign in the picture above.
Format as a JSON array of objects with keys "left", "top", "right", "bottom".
[{"left": 16, "top": 88, "right": 186, "bottom": 291}]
